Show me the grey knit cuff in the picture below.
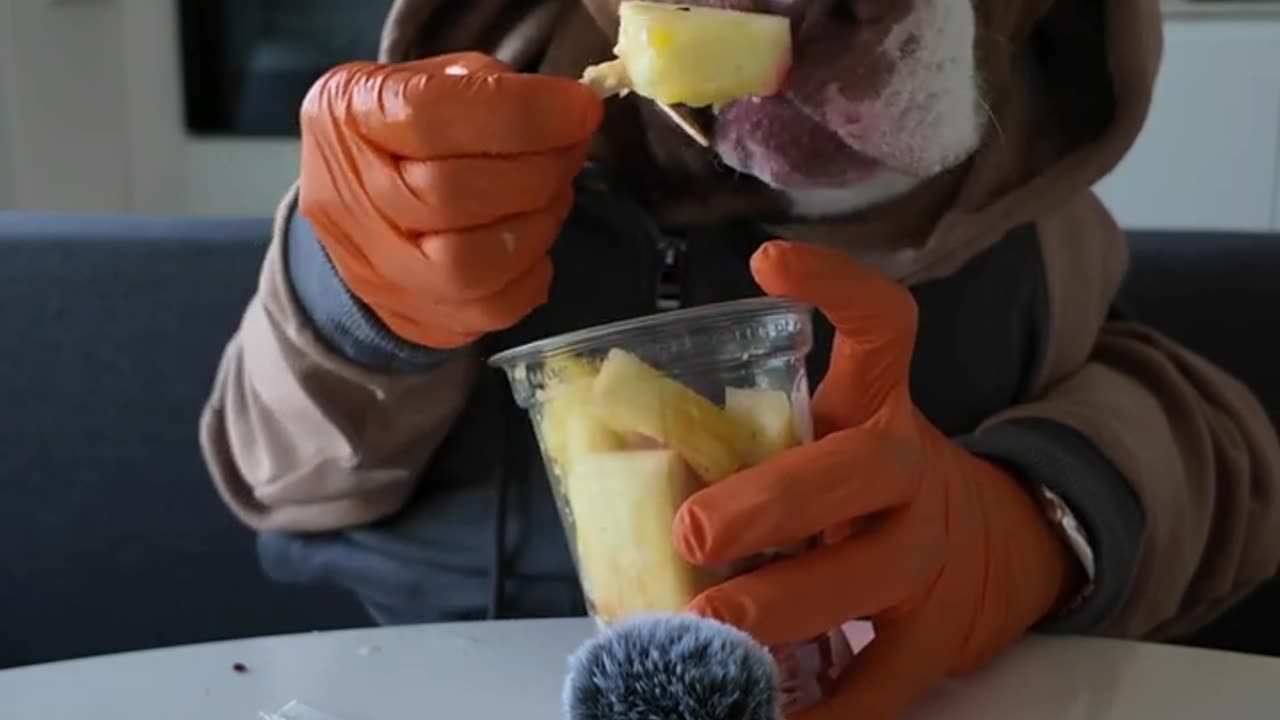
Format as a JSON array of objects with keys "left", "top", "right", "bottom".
[
  {"left": 959, "top": 418, "right": 1145, "bottom": 634},
  {"left": 283, "top": 207, "right": 458, "bottom": 373}
]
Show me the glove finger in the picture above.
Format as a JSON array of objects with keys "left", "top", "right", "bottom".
[
  {"left": 750, "top": 240, "right": 918, "bottom": 432},
  {"left": 435, "top": 257, "right": 555, "bottom": 336},
  {"left": 792, "top": 617, "right": 945, "bottom": 720},
  {"left": 409, "top": 188, "right": 573, "bottom": 301},
  {"left": 674, "top": 426, "right": 923, "bottom": 567},
  {"left": 396, "top": 51, "right": 515, "bottom": 75},
  {"left": 304, "top": 114, "right": 579, "bottom": 296},
  {"left": 332, "top": 266, "right": 481, "bottom": 350},
  {"left": 304, "top": 161, "right": 439, "bottom": 307},
  {"left": 305, "top": 204, "right": 421, "bottom": 318},
  {"left": 298, "top": 121, "right": 426, "bottom": 287},
  {"left": 373, "top": 303, "right": 479, "bottom": 350},
  {"left": 382, "top": 142, "right": 589, "bottom": 232},
  {"left": 331, "top": 255, "right": 554, "bottom": 350},
  {"left": 367, "top": 257, "right": 552, "bottom": 348},
  {"left": 304, "top": 59, "right": 602, "bottom": 160},
  {"left": 315, "top": 212, "right": 558, "bottom": 344},
  {"left": 300, "top": 159, "right": 560, "bottom": 347},
  {"left": 685, "top": 494, "right": 942, "bottom": 645}
]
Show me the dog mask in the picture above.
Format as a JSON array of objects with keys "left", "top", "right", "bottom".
[{"left": 377, "top": 0, "right": 1160, "bottom": 281}]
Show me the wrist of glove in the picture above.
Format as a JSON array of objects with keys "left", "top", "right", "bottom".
[
  {"left": 672, "top": 241, "right": 1082, "bottom": 720},
  {"left": 296, "top": 52, "right": 602, "bottom": 350},
  {"left": 285, "top": 203, "right": 464, "bottom": 372}
]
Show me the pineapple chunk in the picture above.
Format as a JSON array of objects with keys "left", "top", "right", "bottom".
[
  {"left": 725, "top": 386, "right": 799, "bottom": 464},
  {"left": 565, "top": 449, "right": 705, "bottom": 622},
  {"left": 538, "top": 355, "right": 605, "bottom": 476},
  {"left": 545, "top": 354, "right": 599, "bottom": 386},
  {"left": 563, "top": 411, "right": 624, "bottom": 474},
  {"left": 583, "top": 1, "right": 792, "bottom": 108},
  {"left": 592, "top": 349, "right": 751, "bottom": 483}
]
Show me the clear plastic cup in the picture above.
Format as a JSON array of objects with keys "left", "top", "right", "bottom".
[{"left": 490, "top": 297, "right": 859, "bottom": 712}]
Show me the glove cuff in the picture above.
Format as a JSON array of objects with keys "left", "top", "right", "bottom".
[
  {"left": 959, "top": 418, "right": 1145, "bottom": 634},
  {"left": 285, "top": 201, "right": 461, "bottom": 373}
]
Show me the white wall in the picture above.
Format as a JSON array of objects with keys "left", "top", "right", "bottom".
[
  {"left": 0, "top": 0, "right": 132, "bottom": 212},
  {"left": 0, "top": 0, "right": 296, "bottom": 217},
  {"left": 184, "top": 138, "right": 299, "bottom": 216},
  {"left": 0, "top": 0, "right": 14, "bottom": 208},
  {"left": 153, "top": 11, "right": 1280, "bottom": 226},
  {"left": 117, "top": 0, "right": 299, "bottom": 216},
  {"left": 1094, "top": 16, "right": 1280, "bottom": 232},
  {"left": 1, "top": 2, "right": 1279, "bottom": 228}
]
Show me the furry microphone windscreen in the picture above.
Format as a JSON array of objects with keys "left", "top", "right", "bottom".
[{"left": 563, "top": 614, "right": 782, "bottom": 720}]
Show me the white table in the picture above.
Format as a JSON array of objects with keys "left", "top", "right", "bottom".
[{"left": 1, "top": 618, "right": 1277, "bottom": 719}]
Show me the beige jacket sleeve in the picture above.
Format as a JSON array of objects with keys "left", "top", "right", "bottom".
[
  {"left": 988, "top": 192, "right": 1280, "bottom": 639},
  {"left": 198, "top": 2, "right": 584, "bottom": 535},
  {"left": 199, "top": 189, "right": 477, "bottom": 533}
]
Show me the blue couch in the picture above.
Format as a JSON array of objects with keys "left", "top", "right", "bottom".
[
  {"left": 0, "top": 212, "right": 1276, "bottom": 668},
  {"left": 0, "top": 214, "right": 369, "bottom": 669}
]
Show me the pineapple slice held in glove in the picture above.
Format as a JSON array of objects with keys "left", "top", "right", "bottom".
[{"left": 672, "top": 241, "right": 1084, "bottom": 720}]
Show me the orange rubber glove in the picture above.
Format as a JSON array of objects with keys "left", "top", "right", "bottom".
[
  {"left": 298, "top": 52, "right": 603, "bottom": 349},
  {"left": 674, "top": 241, "right": 1083, "bottom": 720}
]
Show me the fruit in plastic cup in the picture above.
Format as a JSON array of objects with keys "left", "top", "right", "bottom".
[{"left": 490, "top": 297, "right": 865, "bottom": 712}]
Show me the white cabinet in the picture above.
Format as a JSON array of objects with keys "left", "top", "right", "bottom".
[
  {"left": 2, "top": 2, "right": 1279, "bottom": 229},
  {"left": 1094, "top": 14, "right": 1280, "bottom": 232}
]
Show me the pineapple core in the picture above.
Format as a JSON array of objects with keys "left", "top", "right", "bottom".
[{"left": 582, "top": 1, "right": 792, "bottom": 108}]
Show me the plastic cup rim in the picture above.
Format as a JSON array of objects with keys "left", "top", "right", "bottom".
[{"left": 487, "top": 296, "right": 813, "bottom": 369}]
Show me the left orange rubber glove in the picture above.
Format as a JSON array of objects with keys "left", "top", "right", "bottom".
[
  {"left": 673, "top": 241, "right": 1082, "bottom": 720},
  {"left": 298, "top": 52, "right": 602, "bottom": 349}
]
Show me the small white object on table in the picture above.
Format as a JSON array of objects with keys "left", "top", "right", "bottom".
[{"left": 0, "top": 618, "right": 1277, "bottom": 719}]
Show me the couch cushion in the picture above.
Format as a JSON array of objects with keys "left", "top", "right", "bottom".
[
  {"left": 1, "top": 216, "right": 1276, "bottom": 664},
  {"left": 0, "top": 213, "right": 368, "bottom": 668},
  {"left": 1124, "top": 230, "right": 1280, "bottom": 426},
  {"left": 1123, "top": 229, "right": 1280, "bottom": 657}
]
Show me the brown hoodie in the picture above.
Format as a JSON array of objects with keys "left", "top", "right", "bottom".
[{"left": 200, "top": 0, "right": 1280, "bottom": 639}]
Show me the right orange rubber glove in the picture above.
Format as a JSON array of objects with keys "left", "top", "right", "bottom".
[
  {"left": 298, "top": 52, "right": 603, "bottom": 349},
  {"left": 675, "top": 241, "right": 1084, "bottom": 720}
]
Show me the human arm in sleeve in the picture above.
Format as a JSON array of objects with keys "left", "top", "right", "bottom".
[
  {"left": 970, "top": 323, "right": 1280, "bottom": 638},
  {"left": 965, "top": 196, "right": 1280, "bottom": 638},
  {"left": 199, "top": 186, "right": 478, "bottom": 533}
]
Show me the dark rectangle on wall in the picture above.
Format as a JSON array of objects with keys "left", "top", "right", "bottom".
[{"left": 178, "top": 0, "right": 394, "bottom": 137}]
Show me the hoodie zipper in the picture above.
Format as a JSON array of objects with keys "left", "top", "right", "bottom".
[{"left": 655, "top": 237, "right": 687, "bottom": 311}]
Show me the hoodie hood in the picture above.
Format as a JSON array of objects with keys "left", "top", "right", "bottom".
[{"left": 378, "top": 0, "right": 1162, "bottom": 283}]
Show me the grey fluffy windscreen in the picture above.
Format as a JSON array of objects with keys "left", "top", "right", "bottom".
[{"left": 563, "top": 614, "right": 782, "bottom": 720}]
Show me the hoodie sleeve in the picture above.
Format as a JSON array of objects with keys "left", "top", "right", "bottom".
[
  {"left": 965, "top": 193, "right": 1280, "bottom": 639},
  {"left": 199, "top": 185, "right": 478, "bottom": 533},
  {"left": 199, "top": 0, "right": 592, "bottom": 534}
]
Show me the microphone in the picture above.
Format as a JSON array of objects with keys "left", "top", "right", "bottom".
[{"left": 563, "top": 614, "right": 782, "bottom": 720}]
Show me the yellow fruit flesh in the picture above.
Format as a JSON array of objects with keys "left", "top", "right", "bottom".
[
  {"left": 564, "top": 449, "right": 706, "bottom": 622},
  {"left": 591, "top": 349, "right": 752, "bottom": 483},
  {"left": 537, "top": 355, "right": 606, "bottom": 476},
  {"left": 605, "top": 2, "right": 792, "bottom": 108},
  {"left": 565, "top": 410, "right": 625, "bottom": 469},
  {"left": 544, "top": 354, "right": 599, "bottom": 388},
  {"left": 533, "top": 348, "right": 806, "bottom": 626},
  {"left": 724, "top": 386, "right": 800, "bottom": 464}
]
